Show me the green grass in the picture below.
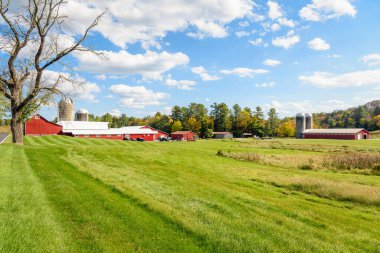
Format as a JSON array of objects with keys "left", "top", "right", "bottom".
[{"left": 1, "top": 136, "right": 379, "bottom": 252}]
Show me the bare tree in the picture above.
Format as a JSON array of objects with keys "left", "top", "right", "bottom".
[{"left": 0, "top": 0, "right": 103, "bottom": 144}]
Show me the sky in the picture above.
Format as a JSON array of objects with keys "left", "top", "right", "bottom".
[{"left": 8, "top": 0, "right": 380, "bottom": 119}]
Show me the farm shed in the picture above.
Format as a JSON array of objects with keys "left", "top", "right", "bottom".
[
  {"left": 213, "top": 132, "right": 233, "bottom": 139},
  {"left": 241, "top": 133, "right": 253, "bottom": 138},
  {"left": 302, "top": 129, "right": 370, "bottom": 140},
  {"left": 25, "top": 115, "right": 63, "bottom": 136},
  {"left": 171, "top": 131, "right": 197, "bottom": 141}
]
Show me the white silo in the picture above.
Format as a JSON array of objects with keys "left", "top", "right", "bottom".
[
  {"left": 305, "top": 113, "right": 313, "bottom": 130},
  {"left": 58, "top": 98, "right": 74, "bottom": 122},
  {"left": 296, "top": 113, "right": 305, "bottom": 139},
  {"left": 75, "top": 109, "right": 89, "bottom": 121}
]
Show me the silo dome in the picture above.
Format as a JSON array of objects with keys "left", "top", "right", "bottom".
[
  {"left": 75, "top": 108, "right": 89, "bottom": 121},
  {"left": 58, "top": 98, "right": 74, "bottom": 122}
]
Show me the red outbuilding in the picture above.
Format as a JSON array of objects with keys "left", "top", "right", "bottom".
[
  {"left": 171, "top": 131, "right": 197, "bottom": 141},
  {"left": 25, "top": 114, "right": 63, "bottom": 136},
  {"left": 302, "top": 128, "right": 370, "bottom": 140}
]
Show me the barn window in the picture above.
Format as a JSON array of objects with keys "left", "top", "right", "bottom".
[
  {"left": 96, "top": 135, "right": 100, "bottom": 137},
  {"left": 117, "top": 134, "right": 121, "bottom": 137},
  {"left": 35, "top": 116, "right": 40, "bottom": 119},
  {"left": 107, "top": 135, "right": 111, "bottom": 137},
  {"left": 84, "top": 135, "right": 89, "bottom": 137}
]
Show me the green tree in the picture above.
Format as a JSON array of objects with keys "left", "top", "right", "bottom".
[
  {"left": 210, "top": 103, "right": 231, "bottom": 132},
  {"left": 267, "top": 108, "right": 280, "bottom": 137},
  {"left": 171, "top": 121, "right": 183, "bottom": 132}
]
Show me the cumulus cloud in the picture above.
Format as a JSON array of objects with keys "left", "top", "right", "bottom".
[
  {"left": 267, "top": 1, "right": 283, "bottom": 20},
  {"left": 278, "top": 18, "right": 295, "bottom": 28},
  {"left": 235, "top": 31, "right": 250, "bottom": 38},
  {"left": 272, "top": 31, "right": 300, "bottom": 49},
  {"left": 109, "top": 84, "right": 169, "bottom": 108},
  {"left": 299, "top": 0, "right": 357, "bottom": 22},
  {"left": 109, "top": 109, "right": 122, "bottom": 117},
  {"left": 220, "top": 68, "right": 269, "bottom": 78},
  {"left": 308, "top": 38, "right": 330, "bottom": 51},
  {"left": 263, "top": 59, "right": 281, "bottom": 66},
  {"left": 191, "top": 66, "right": 220, "bottom": 81},
  {"left": 299, "top": 70, "right": 380, "bottom": 88},
  {"left": 42, "top": 70, "right": 101, "bottom": 102},
  {"left": 249, "top": 38, "right": 268, "bottom": 47},
  {"left": 361, "top": 54, "right": 380, "bottom": 66},
  {"left": 256, "top": 82, "right": 275, "bottom": 88},
  {"left": 75, "top": 50, "right": 189, "bottom": 81},
  {"left": 165, "top": 76, "right": 197, "bottom": 90},
  {"left": 61, "top": 0, "right": 255, "bottom": 48},
  {"left": 265, "top": 99, "right": 351, "bottom": 116}
]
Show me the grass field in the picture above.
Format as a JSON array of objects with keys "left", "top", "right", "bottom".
[{"left": 0, "top": 136, "right": 379, "bottom": 252}]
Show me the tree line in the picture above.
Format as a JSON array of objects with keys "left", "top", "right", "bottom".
[{"left": 86, "top": 103, "right": 294, "bottom": 138}]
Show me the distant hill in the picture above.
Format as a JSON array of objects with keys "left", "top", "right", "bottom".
[{"left": 313, "top": 100, "right": 380, "bottom": 131}]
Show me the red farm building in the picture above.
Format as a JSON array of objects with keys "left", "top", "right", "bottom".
[
  {"left": 302, "top": 128, "right": 370, "bottom": 140},
  {"left": 25, "top": 114, "right": 62, "bottom": 136},
  {"left": 171, "top": 131, "right": 197, "bottom": 141},
  {"left": 24, "top": 115, "right": 169, "bottom": 141}
]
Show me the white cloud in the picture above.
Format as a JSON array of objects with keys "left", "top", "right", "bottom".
[
  {"left": 191, "top": 66, "right": 220, "bottom": 81},
  {"left": 75, "top": 50, "right": 189, "bottom": 81},
  {"left": 278, "top": 18, "right": 295, "bottom": 28},
  {"left": 256, "top": 82, "right": 275, "bottom": 88},
  {"left": 308, "top": 38, "right": 330, "bottom": 51},
  {"left": 327, "top": 54, "right": 341, "bottom": 58},
  {"left": 220, "top": 68, "right": 269, "bottom": 78},
  {"left": 239, "top": 21, "right": 250, "bottom": 27},
  {"left": 265, "top": 99, "right": 351, "bottom": 116},
  {"left": 235, "top": 31, "right": 250, "bottom": 38},
  {"left": 267, "top": 1, "right": 283, "bottom": 20},
  {"left": 109, "top": 109, "right": 122, "bottom": 117},
  {"left": 42, "top": 70, "right": 101, "bottom": 102},
  {"left": 263, "top": 59, "right": 281, "bottom": 66},
  {"left": 249, "top": 38, "right": 268, "bottom": 47},
  {"left": 299, "top": 0, "right": 357, "bottom": 22},
  {"left": 361, "top": 54, "right": 380, "bottom": 66},
  {"left": 165, "top": 76, "right": 197, "bottom": 90},
  {"left": 272, "top": 31, "right": 300, "bottom": 49},
  {"left": 271, "top": 23, "right": 281, "bottom": 31},
  {"left": 109, "top": 84, "right": 169, "bottom": 108},
  {"left": 61, "top": 0, "right": 255, "bottom": 48},
  {"left": 299, "top": 69, "right": 380, "bottom": 88}
]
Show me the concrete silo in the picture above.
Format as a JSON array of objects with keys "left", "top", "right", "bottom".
[
  {"left": 296, "top": 113, "right": 305, "bottom": 139},
  {"left": 305, "top": 113, "right": 313, "bottom": 130},
  {"left": 58, "top": 98, "right": 74, "bottom": 122},
  {"left": 75, "top": 109, "right": 89, "bottom": 122}
]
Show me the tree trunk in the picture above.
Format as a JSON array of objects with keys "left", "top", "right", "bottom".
[{"left": 11, "top": 111, "right": 23, "bottom": 144}]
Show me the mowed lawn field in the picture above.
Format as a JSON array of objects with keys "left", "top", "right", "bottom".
[{"left": 0, "top": 136, "right": 379, "bottom": 253}]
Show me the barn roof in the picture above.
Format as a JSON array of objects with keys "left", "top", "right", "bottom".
[
  {"left": 68, "top": 126, "right": 158, "bottom": 135},
  {"left": 302, "top": 128, "right": 368, "bottom": 134},
  {"left": 213, "top": 132, "right": 232, "bottom": 135},
  {"left": 57, "top": 121, "right": 109, "bottom": 132},
  {"left": 171, "top": 131, "right": 194, "bottom": 134}
]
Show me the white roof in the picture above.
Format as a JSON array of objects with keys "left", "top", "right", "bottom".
[
  {"left": 119, "top": 126, "right": 157, "bottom": 135},
  {"left": 57, "top": 121, "right": 109, "bottom": 131},
  {"left": 63, "top": 125, "right": 158, "bottom": 135},
  {"left": 302, "top": 128, "right": 366, "bottom": 134},
  {"left": 68, "top": 129, "right": 125, "bottom": 135}
]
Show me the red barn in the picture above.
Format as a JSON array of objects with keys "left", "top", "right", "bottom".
[
  {"left": 25, "top": 115, "right": 62, "bottom": 136},
  {"left": 302, "top": 129, "right": 370, "bottom": 140},
  {"left": 171, "top": 131, "right": 197, "bottom": 141}
]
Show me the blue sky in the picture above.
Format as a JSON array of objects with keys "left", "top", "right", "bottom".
[{"left": 36, "top": 0, "right": 380, "bottom": 119}]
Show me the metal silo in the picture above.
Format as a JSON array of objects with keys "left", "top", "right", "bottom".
[
  {"left": 296, "top": 113, "right": 305, "bottom": 139},
  {"left": 75, "top": 109, "right": 89, "bottom": 122},
  {"left": 305, "top": 113, "right": 313, "bottom": 130},
  {"left": 58, "top": 98, "right": 74, "bottom": 122}
]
